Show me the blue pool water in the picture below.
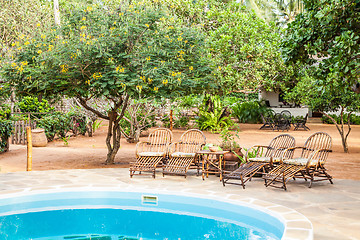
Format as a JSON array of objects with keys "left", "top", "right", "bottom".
[{"left": 0, "top": 191, "right": 284, "bottom": 240}]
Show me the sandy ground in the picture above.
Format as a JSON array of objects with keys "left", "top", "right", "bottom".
[{"left": 1, "top": 123, "right": 360, "bottom": 180}]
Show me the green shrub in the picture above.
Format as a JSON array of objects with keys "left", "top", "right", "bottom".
[
  {"left": 231, "top": 101, "right": 271, "bottom": 123},
  {"left": 68, "top": 111, "right": 87, "bottom": 135},
  {"left": 37, "top": 112, "right": 72, "bottom": 141},
  {"left": 322, "top": 114, "right": 360, "bottom": 125},
  {"left": 0, "top": 119, "right": 12, "bottom": 152},
  {"left": 16, "top": 96, "right": 54, "bottom": 118}
]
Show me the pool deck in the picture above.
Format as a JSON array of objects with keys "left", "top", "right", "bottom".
[{"left": 0, "top": 168, "right": 359, "bottom": 240}]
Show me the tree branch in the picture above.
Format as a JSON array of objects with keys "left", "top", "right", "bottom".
[{"left": 77, "top": 96, "right": 110, "bottom": 120}]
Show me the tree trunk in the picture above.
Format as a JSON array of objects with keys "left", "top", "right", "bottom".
[
  {"left": 53, "top": 0, "right": 60, "bottom": 26},
  {"left": 105, "top": 111, "right": 122, "bottom": 164},
  {"left": 321, "top": 109, "right": 351, "bottom": 153}
]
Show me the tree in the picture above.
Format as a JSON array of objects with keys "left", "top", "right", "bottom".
[
  {"left": 281, "top": 0, "right": 360, "bottom": 152},
  {"left": 2, "top": 2, "right": 214, "bottom": 163},
  {"left": 206, "top": 3, "right": 288, "bottom": 92}
]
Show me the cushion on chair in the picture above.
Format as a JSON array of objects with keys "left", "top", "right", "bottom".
[
  {"left": 249, "top": 156, "right": 282, "bottom": 163},
  {"left": 138, "top": 152, "right": 165, "bottom": 157},
  {"left": 171, "top": 152, "right": 196, "bottom": 158},
  {"left": 249, "top": 157, "right": 271, "bottom": 163},
  {"left": 283, "top": 158, "right": 316, "bottom": 167}
]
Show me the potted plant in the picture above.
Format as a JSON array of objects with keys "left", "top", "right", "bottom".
[{"left": 219, "top": 128, "right": 243, "bottom": 163}]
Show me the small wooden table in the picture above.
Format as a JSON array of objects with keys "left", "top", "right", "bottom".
[{"left": 196, "top": 150, "right": 229, "bottom": 181}]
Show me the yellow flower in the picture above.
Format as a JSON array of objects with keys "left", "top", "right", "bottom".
[
  {"left": 145, "top": 24, "right": 150, "bottom": 28},
  {"left": 21, "top": 61, "right": 28, "bottom": 66},
  {"left": 154, "top": 67, "right": 157, "bottom": 69},
  {"left": 177, "top": 37, "right": 182, "bottom": 41},
  {"left": 41, "top": 34, "right": 46, "bottom": 39},
  {"left": 189, "top": 66, "right": 193, "bottom": 71},
  {"left": 162, "top": 79, "right": 168, "bottom": 85},
  {"left": 177, "top": 78, "right": 181, "bottom": 82},
  {"left": 24, "top": 41, "right": 30, "bottom": 45},
  {"left": 86, "top": 6, "right": 93, "bottom": 12},
  {"left": 82, "top": 17, "right": 86, "bottom": 21},
  {"left": 48, "top": 44, "right": 54, "bottom": 51},
  {"left": 148, "top": 78, "right": 152, "bottom": 83},
  {"left": 146, "top": 56, "right": 151, "bottom": 61},
  {"left": 36, "top": 23, "right": 40, "bottom": 27},
  {"left": 113, "top": 21, "right": 117, "bottom": 25},
  {"left": 116, "top": 66, "right": 125, "bottom": 73},
  {"left": 154, "top": 87, "right": 159, "bottom": 91},
  {"left": 80, "top": 26, "right": 86, "bottom": 30},
  {"left": 60, "top": 64, "right": 68, "bottom": 73},
  {"left": 136, "top": 85, "right": 143, "bottom": 91},
  {"left": 184, "top": 40, "right": 188, "bottom": 43},
  {"left": 37, "top": 50, "right": 42, "bottom": 54},
  {"left": 218, "top": 66, "right": 222, "bottom": 71},
  {"left": 17, "top": 46, "right": 22, "bottom": 50},
  {"left": 161, "top": 61, "right": 165, "bottom": 64}
]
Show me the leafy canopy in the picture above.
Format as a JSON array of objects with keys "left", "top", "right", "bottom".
[{"left": 2, "top": 2, "right": 215, "bottom": 101}]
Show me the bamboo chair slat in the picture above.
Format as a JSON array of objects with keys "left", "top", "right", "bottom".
[
  {"left": 264, "top": 132, "right": 332, "bottom": 190},
  {"left": 223, "top": 134, "right": 295, "bottom": 189},
  {"left": 130, "top": 128, "right": 173, "bottom": 178},
  {"left": 163, "top": 129, "right": 206, "bottom": 178}
]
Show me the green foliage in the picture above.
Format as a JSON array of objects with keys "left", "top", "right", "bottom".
[
  {"left": 196, "top": 95, "right": 233, "bottom": 131},
  {"left": 231, "top": 101, "right": 270, "bottom": 123},
  {"left": 206, "top": 2, "right": 288, "bottom": 92},
  {"left": 68, "top": 111, "right": 87, "bottom": 135},
  {"left": 0, "top": 105, "right": 11, "bottom": 120},
  {"left": 219, "top": 128, "right": 240, "bottom": 150},
  {"left": 281, "top": 0, "right": 360, "bottom": 86},
  {"left": 16, "top": 96, "right": 54, "bottom": 118},
  {"left": 322, "top": 114, "right": 360, "bottom": 125},
  {"left": 37, "top": 112, "right": 72, "bottom": 141},
  {"left": 2, "top": 2, "right": 214, "bottom": 100},
  {"left": 0, "top": 119, "right": 12, "bottom": 152}
]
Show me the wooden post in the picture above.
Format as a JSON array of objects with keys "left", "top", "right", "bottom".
[
  {"left": 26, "top": 126, "right": 32, "bottom": 171},
  {"left": 169, "top": 109, "right": 173, "bottom": 131}
]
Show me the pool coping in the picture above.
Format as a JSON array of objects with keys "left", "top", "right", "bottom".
[{"left": 0, "top": 185, "right": 313, "bottom": 240}]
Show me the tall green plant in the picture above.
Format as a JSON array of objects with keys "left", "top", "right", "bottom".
[
  {"left": 231, "top": 101, "right": 270, "bottom": 123},
  {"left": 197, "top": 95, "right": 233, "bottom": 131}
]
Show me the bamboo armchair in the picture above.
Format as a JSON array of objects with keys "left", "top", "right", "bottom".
[
  {"left": 129, "top": 128, "right": 173, "bottom": 178},
  {"left": 222, "top": 134, "right": 295, "bottom": 189},
  {"left": 263, "top": 132, "right": 332, "bottom": 190},
  {"left": 163, "top": 129, "right": 206, "bottom": 178}
]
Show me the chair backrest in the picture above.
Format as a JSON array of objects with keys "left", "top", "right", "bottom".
[
  {"left": 280, "top": 110, "right": 292, "bottom": 120},
  {"left": 146, "top": 128, "right": 173, "bottom": 152},
  {"left": 177, "top": 129, "right": 206, "bottom": 153},
  {"left": 301, "top": 132, "right": 332, "bottom": 165},
  {"left": 264, "top": 134, "right": 296, "bottom": 158}
]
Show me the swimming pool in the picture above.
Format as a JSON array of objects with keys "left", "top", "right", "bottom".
[{"left": 0, "top": 191, "right": 285, "bottom": 240}]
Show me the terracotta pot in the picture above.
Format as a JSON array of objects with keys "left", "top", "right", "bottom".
[{"left": 223, "top": 148, "right": 243, "bottom": 162}]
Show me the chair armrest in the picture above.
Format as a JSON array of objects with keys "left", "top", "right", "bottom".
[
  {"left": 245, "top": 145, "right": 268, "bottom": 162},
  {"left": 279, "top": 147, "right": 304, "bottom": 163},
  {"left": 168, "top": 142, "right": 180, "bottom": 155},
  {"left": 135, "top": 141, "right": 150, "bottom": 157},
  {"left": 306, "top": 148, "right": 332, "bottom": 168}
]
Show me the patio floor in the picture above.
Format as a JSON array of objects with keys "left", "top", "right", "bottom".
[{"left": 0, "top": 168, "right": 359, "bottom": 239}]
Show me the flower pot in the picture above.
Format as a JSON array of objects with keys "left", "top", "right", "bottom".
[
  {"left": 223, "top": 148, "right": 243, "bottom": 162},
  {"left": 31, "top": 128, "right": 47, "bottom": 147}
]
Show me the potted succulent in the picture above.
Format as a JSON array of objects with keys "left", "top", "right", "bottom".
[{"left": 218, "top": 128, "right": 243, "bottom": 163}]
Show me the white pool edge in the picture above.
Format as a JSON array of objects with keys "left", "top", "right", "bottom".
[{"left": 0, "top": 186, "right": 313, "bottom": 240}]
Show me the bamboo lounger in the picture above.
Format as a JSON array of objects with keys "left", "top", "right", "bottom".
[
  {"left": 263, "top": 132, "right": 333, "bottom": 190},
  {"left": 163, "top": 129, "right": 206, "bottom": 177},
  {"left": 129, "top": 128, "right": 173, "bottom": 178},
  {"left": 222, "top": 134, "right": 295, "bottom": 189}
]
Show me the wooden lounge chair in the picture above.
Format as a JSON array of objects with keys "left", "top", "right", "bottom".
[
  {"left": 222, "top": 134, "right": 295, "bottom": 189},
  {"left": 162, "top": 129, "right": 206, "bottom": 178},
  {"left": 263, "top": 132, "right": 332, "bottom": 190},
  {"left": 129, "top": 128, "right": 173, "bottom": 178}
]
